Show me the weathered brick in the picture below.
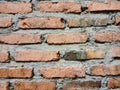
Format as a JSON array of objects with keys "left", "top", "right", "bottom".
[
  {"left": 0, "top": 34, "right": 41, "bottom": 45},
  {"left": 40, "top": 66, "right": 85, "bottom": 78},
  {"left": 0, "top": 17, "right": 12, "bottom": 27},
  {"left": 63, "top": 81, "right": 101, "bottom": 90},
  {"left": 0, "top": 68, "right": 33, "bottom": 78},
  {"left": 68, "top": 18, "right": 93, "bottom": 27},
  {"left": 47, "top": 33, "right": 88, "bottom": 44},
  {"left": 110, "top": 47, "right": 120, "bottom": 58},
  {"left": 91, "top": 65, "right": 120, "bottom": 76},
  {"left": 107, "top": 78, "right": 120, "bottom": 89},
  {"left": 0, "top": 2, "right": 32, "bottom": 14},
  {"left": 64, "top": 49, "right": 105, "bottom": 60},
  {"left": 115, "top": 16, "right": 120, "bottom": 25},
  {"left": 38, "top": 2, "right": 81, "bottom": 13},
  {"left": 95, "top": 18, "right": 108, "bottom": 26},
  {"left": 0, "top": 82, "right": 9, "bottom": 90},
  {"left": 68, "top": 18, "right": 108, "bottom": 27},
  {"left": 64, "top": 51, "right": 86, "bottom": 60},
  {"left": 15, "top": 50, "right": 59, "bottom": 62},
  {"left": 19, "top": 17, "right": 64, "bottom": 29},
  {"left": 0, "top": 51, "right": 9, "bottom": 62},
  {"left": 87, "top": 2, "right": 120, "bottom": 12},
  {"left": 86, "top": 49, "right": 105, "bottom": 59},
  {"left": 95, "top": 32, "right": 120, "bottom": 42},
  {"left": 14, "top": 81, "right": 56, "bottom": 90}
]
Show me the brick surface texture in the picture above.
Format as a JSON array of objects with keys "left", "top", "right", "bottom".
[{"left": 0, "top": 0, "right": 120, "bottom": 90}]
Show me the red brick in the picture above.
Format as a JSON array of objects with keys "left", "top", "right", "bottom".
[
  {"left": 91, "top": 65, "right": 120, "bottom": 76},
  {"left": 0, "top": 68, "right": 33, "bottom": 78},
  {"left": 0, "top": 82, "right": 9, "bottom": 90},
  {"left": 95, "top": 32, "right": 120, "bottom": 42},
  {"left": 47, "top": 33, "right": 88, "bottom": 44},
  {"left": 87, "top": 2, "right": 120, "bottom": 12},
  {"left": 40, "top": 66, "right": 85, "bottom": 78},
  {"left": 0, "top": 51, "right": 9, "bottom": 62},
  {"left": 63, "top": 81, "right": 101, "bottom": 90},
  {"left": 0, "top": 2, "right": 32, "bottom": 14},
  {"left": 86, "top": 49, "right": 105, "bottom": 59},
  {"left": 14, "top": 81, "right": 56, "bottom": 90},
  {"left": 15, "top": 50, "right": 59, "bottom": 62},
  {"left": 115, "top": 16, "right": 120, "bottom": 25},
  {"left": 0, "top": 17, "right": 12, "bottom": 27},
  {"left": 0, "top": 34, "right": 41, "bottom": 45},
  {"left": 107, "top": 78, "right": 120, "bottom": 89},
  {"left": 38, "top": 2, "right": 81, "bottom": 13},
  {"left": 19, "top": 17, "right": 64, "bottom": 29},
  {"left": 110, "top": 47, "right": 120, "bottom": 58}
]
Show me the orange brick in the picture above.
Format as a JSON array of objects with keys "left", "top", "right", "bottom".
[
  {"left": 15, "top": 50, "right": 59, "bottom": 62},
  {"left": 38, "top": 2, "right": 81, "bottom": 13},
  {"left": 0, "top": 17, "right": 12, "bottom": 27},
  {"left": 110, "top": 47, "right": 120, "bottom": 58},
  {"left": 115, "top": 16, "right": 120, "bottom": 25},
  {"left": 19, "top": 17, "right": 64, "bottom": 29},
  {"left": 47, "top": 33, "right": 89, "bottom": 44},
  {"left": 107, "top": 78, "right": 120, "bottom": 89},
  {"left": 0, "top": 34, "right": 41, "bottom": 45},
  {"left": 91, "top": 65, "right": 120, "bottom": 76},
  {"left": 0, "top": 82, "right": 9, "bottom": 90},
  {"left": 86, "top": 49, "right": 105, "bottom": 59},
  {"left": 0, "top": 68, "right": 33, "bottom": 78},
  {"left": 95, "top": 32, "right": 120, "bottom": 42},
  {"left": 87, "top": 2, "right": 120, "bottom": 11},
  {"left": 0, "top": 2, "right": 32, "bottom": 14},
  {"left": 0, "top": 51, "right": 9, "bottom": 62},
  {"left": 40, "top": 66, "right": 85, "bottom": 78},
  {"left": 14, "top": 81, "right": 56, "bottom": 90}
]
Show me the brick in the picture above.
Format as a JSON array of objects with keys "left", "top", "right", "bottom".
[
  {"left": 107, "top": 78, "right": 120, "bottom": 89},
  {"left": 0, "top": 17, "right": 12, "bottom": 27},
  {"left": 91, "top": 65, "right": 120, "bottom": 76},
  {"left": 15, "top": 50, "right": 59, "bottom": 62},
  {"left": 64, "top": 51, "right": 86, "bottom": 60},
  {"left": 68, "top": 18, "right": 108, "bottom": 27},
  {"left": 38, "top": 2, "right": 81, "bottom": 13},
  {"left": 95, "top": 32, "right": 120, "bottom": 42},
  {"left": 47, "top": 33, "right": 88, "bottom": 44},
  {"left": 0, "top": 2, "right": 32, "bottom": 14},
  {"left": 0, "top": 68, "right": 32, "bottom": 78},
  {"left": 115, "top": 16, "right": 120, "bottom": 25},
  {"left": 63, "top": 81, "right": 101, "bottom": 90},
  {"left": 87, "top": 2, "right": 120, "bottom": 12},
  {"left": 40, "top": 66, "right": 85, "bottom": 78},
  {"left": 0, "top": 34, "right": 41, "bottom": 45},
  {"left": 64, "top": 49, "right": 105, "bottom": 60},
  {"left": 95, "top": 18, "right": 108, "bottom": 26},
  {"left": 68, "top": 18, "right": 93, "bottom": 27},
  {"left": 110, "top": 47, "right": 120, "bottom": 58},
  {"left": 0, "top": 82, "right": 9, "bottom": 90},
  {"left": 19, "top": 17, "right": 64, "bottom": 29},
  {"left": 0, "top": 51, "right": 9, "bottom": 62},
  {"left": 14, "top": 81, "right": 56, "bottom": 90},
  {"left": 86, "top": 49, "right": 105, "bottom": 59}
]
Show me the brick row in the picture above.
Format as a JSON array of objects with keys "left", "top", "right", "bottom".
[
  {"left": 1, "top": 78, "right": 120, "bottom": 90},
  {"left": 0, "top": 17, "right": 119, "bottom": 28},
  {"left": 0, "top": 32, "right": 119, "bottom": 45},
  {"left": 0, "top": 47, "right": 120, "bottom": 63},
  {"left": 0, "top": 2, "right": 120, "bottom": 14}
]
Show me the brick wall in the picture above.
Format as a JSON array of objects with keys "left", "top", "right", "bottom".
[{"left": 0, "top": 0, "right": 120, "bottom": 90}]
